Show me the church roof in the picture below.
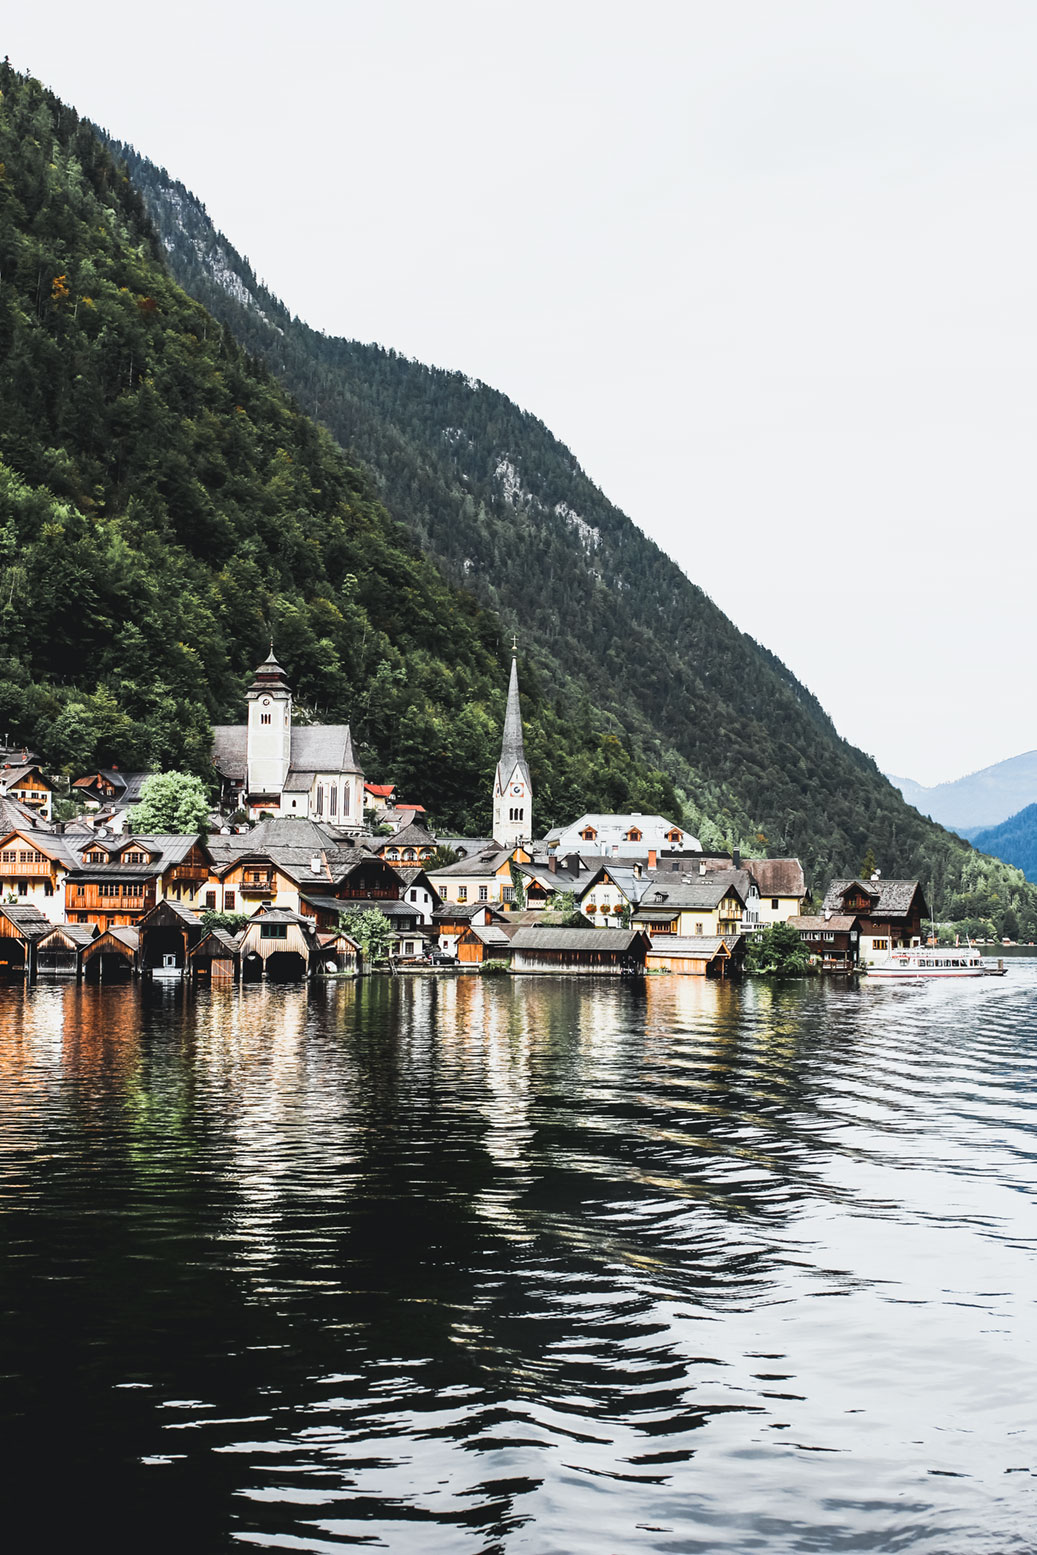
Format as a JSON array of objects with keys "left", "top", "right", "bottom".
[
  {"left": 495, "top": 655, "right": 531, "bottom": 791},
  {"left": 247, "top": 648, "right": 291, "bottom": 695},
  {"left": 211, "top": 724, "right": 360, "bottom": 784}
]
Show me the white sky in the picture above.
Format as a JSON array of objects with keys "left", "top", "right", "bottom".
[{"left": 6, "top": 1, "right": 1036, "bottom": 786}]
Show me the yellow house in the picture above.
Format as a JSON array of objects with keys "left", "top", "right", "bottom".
[
  {"left": 632, "top": 871, "right": 749, "bottom": 939},
  {"left": 745, "top": 859, "right": 806, "bottom": 925},
  {"left": 428, "top": 843, "right": 531, "bottom": 910}
]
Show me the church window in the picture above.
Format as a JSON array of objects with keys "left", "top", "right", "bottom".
[
  {"left": 260, "top": 714, "right": 271, "bottom": 725},
  {"left": 330, "top": 788, "right": 337, "bottom": 816},
  {"left": 343, "top": 787, "right": 350, "bottom": 816},
  {"left": 316, "top": 785, "right": 324, "bottom": 815}
]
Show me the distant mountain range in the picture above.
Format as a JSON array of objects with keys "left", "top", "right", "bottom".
[
  {"left": 889, "top": 750, "right": 1037, "bottom": 831},
  {"left": 968, "top": 804, "right": 1037, "bottom": 883}
]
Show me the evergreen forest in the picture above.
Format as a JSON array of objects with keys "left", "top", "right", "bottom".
[{"left": 0, "top": 64, "right": 1034, "bottom": 934}]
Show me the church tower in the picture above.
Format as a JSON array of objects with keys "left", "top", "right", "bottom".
[
  {"left": 246, "top": 647, "right": 292, "bottom": 804},
  {"left": 492, "top": 648, "right": 533, "bottom": 848}
]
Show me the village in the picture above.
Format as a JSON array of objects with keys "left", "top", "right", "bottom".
[{"left": 0, "top": 649, "right": 930, "bottom": 983}]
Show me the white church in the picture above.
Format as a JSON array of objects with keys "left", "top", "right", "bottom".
[
  {"left": 492, "top": 650, "right": 533, "bottom": 848},
  {"left": 212, "top": 649, "right": 365, "bottom": 826}
]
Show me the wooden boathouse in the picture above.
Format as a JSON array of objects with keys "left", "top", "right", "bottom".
[
  {"left": 35, "top": 922, "right": 99, "bottom": 978},
  {"left": 645, "top": 934, "right": 745, "bottom": 978},
  {"left": 507, "top": 926, "right": 650, "bottom": 975}
]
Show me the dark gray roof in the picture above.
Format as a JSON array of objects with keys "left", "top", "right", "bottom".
[
  {"left": 37, "top": 924, "right": 98, "bottom": 949},
  {"left": 192, "top": 927, "right": 240, "bottom": 957},
  {"left": 823, "top": 879, "right": 925, "bottom": 918},
  {"left": 635, "top": 869, "right": 750, "bottom": 912},
  {"left": 0, "top": 764, "right": 50, "bottom": 790},
  {"left": 211, "top": 724, "right": 360, "bottom": 783},
  {"left": 0, "top": 903, "right": 52, "bottom": 939},
  {"left": 428, "top": 845, "right": 513, "bottom": 879},
  {"left": 791, "top": 916, "right": 858, "bottom": 932},
  {"left": 380, "top": 822, "right": 437, "bottom": 850},
  {"left": 67, "top": 834, "right": 201, "bottom": 877},
  {"left": 206, "top": 818, "right": 369, "bottom": 884},
  {"left": 509, "top": 926, "right": 647, "bottom": 952},
  {"left": 0, "top": 795, "right": 56, "bottom": 834},
  {"left": 432, "top": 901, "right": 505, "bottom": 922},
  {"left": 337, "top": 898, "right": 423, "bottom": 919},
  {"left": 646, "top": 935, "right": 740, "bottom": 957}
]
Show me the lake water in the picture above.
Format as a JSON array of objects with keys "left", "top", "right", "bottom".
[{"left": 1, "top": 969, "right": 1035, "bottom": 1553}]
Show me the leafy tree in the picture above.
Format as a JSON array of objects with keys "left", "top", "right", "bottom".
[
  {"left": 130, "top": 770, "right": 210, "bottom": 833},
  {"left": 747, "top": 922, "right": 811, "bottom": 976},
  {"left": 430, "top": 845, "right": 462, "bottom": 870},
  {"left": 859, "top": 847, "right": 877, "bottom": 880},
  {"left": 507, "top": 859, "right": 527, "bottom": 911},
  {"left": 200, "top": 910, "right": 249, "bottom": 935},
  {"left": 339, "top": 905, "right": 394, "bottom": 960},
  {"left": 543, "top": 890, "right": 587, "bottom": 927}
]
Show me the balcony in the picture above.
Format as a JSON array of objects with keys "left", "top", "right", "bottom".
[{"left": 240, "top": 875, "right": 275, "bottom": 897}]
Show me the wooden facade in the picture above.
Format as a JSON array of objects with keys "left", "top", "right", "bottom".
[
  {"left": 35, "top": 923, "right": 98, "bottom": 978},
  {"left": 646, "top": 935, "right": 744, "bottom": 978},
  {"left": 81, "top": 927, "right": 139, "bottom": 980},
  {"left": 508, "top": 927, "right": 650, "bottom": 976}
]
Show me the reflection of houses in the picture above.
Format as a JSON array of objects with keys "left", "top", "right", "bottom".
[
  {"left": 508, "top": 926, "right": 650, "bottom": 975},
  {"left": 138, "top": 900, "right": 204, "bottom": 976},
  {"left": 0, "top": 762, "right": 55, "bottom": 821},
  {"left": 36, "top": 922, "right": 98, "bottom": 977},
  {"left": 789, "top": 915, "right": 860, "bottom": 971},
  {"left": 646, "top": 935, "right": 744, "bottom": 977},
  {"left": 821, "top": 879, "right": 927, "bottom": 965},
  {"left": 81, "top": 926, "right": 139, "bottom": 981},
  {"left": 0, "top": 903, "right": 52, "bottom": 978}
]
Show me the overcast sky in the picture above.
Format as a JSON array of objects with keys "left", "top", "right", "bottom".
[{"left": 6, "top": 1, "right": 1036, "bottom": 785}]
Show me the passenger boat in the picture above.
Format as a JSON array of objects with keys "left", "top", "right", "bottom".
[{"left": 867, "top": 945, "right": 992, "bottom": 979}]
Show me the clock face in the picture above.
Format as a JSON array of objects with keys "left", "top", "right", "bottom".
[
  {"left": 262, "top": 697, "right": 271, "bottom": 706},
  {"left": 511, "top": 784, "right": 523, "bottom": 797}
]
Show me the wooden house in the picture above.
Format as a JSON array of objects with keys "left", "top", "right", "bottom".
[
  {"left": 64, "top": 834, "right": 209, "bottom": 931},
  {"left": 431, "top": 901, "right": 509, "bottom": 955},
  {"left": 0, "top": 763, "right": 55, "bottom": 821},
  {"left": 0, "top": 903, "right": 52, "bottom": 978},
  {"left": 789, "top": 915, "right": 860, "bottom": 971},
  {"left": 138, "top": 900, "right": 205, "bottom": 976},
  {"left": 645, "top": 934, "right": 745, "bottom": 977},
  {"left": 508, "top": 926, "right": 650, "bottom": 975},
  {"left": 188, "top": 928, "right": 241, "bottom": 983},
  {"left": 238, "top": 908, "right": 321, "bottom": 981},
  {"left": 375, "top": 821, "right": 438, "bottom": 867},
  {"left": 456, "top": 924, "right": 515, "bottom": 964},
  {"left": 821, "top": 880, "right": 927, "bottom": 966},
  {"left": 36, "top": 922, "right": 98, "bottom": 978},
  {"left": 0, "top": 828, "right": 78, "bottom": 923},
  {"left": 81, "top": 926, "right": 139, "bottom": 981},
  {"left": 316, "top": 930, "right": 361, "bottom": 976}
]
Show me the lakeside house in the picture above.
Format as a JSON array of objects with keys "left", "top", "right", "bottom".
[{"left": 821, "top": 879, "right": 927, "bottom": 966}]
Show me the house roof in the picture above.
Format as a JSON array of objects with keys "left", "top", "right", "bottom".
[
  {"left": 432, "top": 901, "right": 506, "bottom": 923},
  {"left": 365, "top": 783, "right": 396, "bottom": 798},
  {"left": 66, "top": 835, "right": 201, "bottom": 877},
  {"left": 0, "top": 902, "right": 52, "bottom": 939},
  {"left": 37, "top": 923, "right": 99, "bottom": 949},
  {"left": 190, "top": 927, "right": 240, "bottom": 958},
  {"left": 428, "top": 845, "right": 514, "bottom": 879},
  {"left": 822, "top": 879, "right": 926, "bottom": 918},
  {"left": 0, "top": 763, "right": 51, "bottom": 791},
  {"left": 380, "top": 821, "right": 437, "bottom": 850},
  {"left": 646, "top": 935, "right": 740, "bottom": 957},
  {"left": 466, "top": 925, "right": 515, "bottom": 947},
  {"left": 509, "top": 926, "right": 648, "bottom": 952},
  {"left": 211, "top": 724, "right": 360, "bottom": 784},
  {"left": 634, "top": 869, "right": 750, "bottom": 912},
  {"left": 790, "top": 915, "right": 859, "bottom": 932},
  {"left": 746, "top": 859, "right": 806, "bottom": 898},
  {"left": 0, "top": 795, "right": 55, "bottom": 834}
]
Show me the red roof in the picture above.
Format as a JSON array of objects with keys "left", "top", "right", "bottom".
[{"left": 364, "top": 783, "right": 396, "bottom": 798}]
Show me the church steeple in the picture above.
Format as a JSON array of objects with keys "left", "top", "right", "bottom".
[{"left": 493, "top": 645, "right": 533, "bottom": 848}]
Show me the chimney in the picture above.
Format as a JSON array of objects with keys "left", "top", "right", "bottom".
[
  {"left": 310, "top": 854, "right": 321, "bottom": 874},
  {"left": 648, "top": 849, "right": 657, "bottom": 869},
  {"left": 548, "top": 854, "right": 557, "bottom": 873},
  {"left": 733, "top": 849, "right": 741, "bottom": 869},
  {"left": 699, "top": 862, "right": 706, "bottom": 876}
]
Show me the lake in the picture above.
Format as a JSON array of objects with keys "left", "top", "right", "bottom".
[{"left": 1, "top": 969, "right": 1035, "bottom": 1553}]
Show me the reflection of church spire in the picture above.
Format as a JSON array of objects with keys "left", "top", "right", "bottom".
[{"left": 493, "top": 645, "right": 533, "bottom": 848}]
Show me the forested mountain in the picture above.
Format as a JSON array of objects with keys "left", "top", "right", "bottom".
[
  {"left": 1, "top": 64, "right": 1033, "bottom": 931},
  {"left": 967, "top": 805, "right": 1037, "bottom": 885}
]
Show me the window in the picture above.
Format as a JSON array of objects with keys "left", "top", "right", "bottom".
[
  {"left": 479, "top": 886, "right": 488, "bottom": 901},
  {"left": 409, "top": 890, "right": 418, "bottom": 902},
  {"left": 695, "top": 922, "right": 703, "bottom": 935},
  {"left": 330, "top": 787, "right": 337, "bottom": 816},
  {"left": 771, "top": 898, "right": 779, "bottom": 910},
  {"left": 76, "top": 885, "right": 84, "bottom": 897},
  {"left": 343, "top": 787, "right": 350, "bottom": 816},
  {"left": 316, "top": 785, "right": 324, "bottom": 815},
  {"left": 458, "top": 887, "right": 468, "bottom": 902},
  {"left": 260, "top": 713, "right": 271, "bottom": 725},
  {"left": 872, "top": 938, "right": 889, "bottom": 951},
  {"left": 403, "top": 942, "right": 414, "bottom": 956},
  {"left": 206, "top": 891, "right": 217, "bottom": 909},
  {"left": 502, "top": 886, "right": 514, "bottom": 902},
  {"left": 225, "top": 891, "right": 235, "bottom": 910},
  {"left": 125, "top": 852, "right": 146, "bottom": 864},
  {"left": 260, "top": 922, "right": 288, "bottom": 939},
  {"left": 18, "top": 881, "right": 27, "bottom": 895}
]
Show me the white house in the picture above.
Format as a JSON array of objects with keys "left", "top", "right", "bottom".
[{"left": 544, "top": 813, "right": 701, "bottom": 858}]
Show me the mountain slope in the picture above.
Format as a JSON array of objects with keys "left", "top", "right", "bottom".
[
  {"left": 967, "top": 804, "right": 1037, "bottom": 883},
  {"left": 2, "top": 65, "right": 1035, "bottom": 933},
  {"left": 105, "top": 137, "right": 1007, "bottom": 893},
  {"left": 0, "top": 63, "right": 680, "bottom": 834},
  {"left": 889, "top": 751, "right": 1037, "bottom": 831}
]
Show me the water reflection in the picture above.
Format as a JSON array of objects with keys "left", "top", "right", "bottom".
[{"left": 0, "top": 968, "right": 1035, "bottom": 1552}]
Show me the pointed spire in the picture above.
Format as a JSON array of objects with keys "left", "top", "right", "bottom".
[{"left": 499, "top": 649, "right": 527, "bottom": 777}]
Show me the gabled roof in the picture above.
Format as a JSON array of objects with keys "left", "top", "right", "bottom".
[
  {"left": 0, "top": 795, "right": 55, "bottom": 834},
  {"left": 0, "top": 902, "right": 52, "bottom": 939},
  {"left": 37, "top": 923, "right": 99, "bottom": 949},
  {"left": 379, "top": 821, "right": 437, "bottom": 850},
  {"left": 211, "top": 724, "right": 360, "bottom": 783},
  {"left": 67, "top": 834, "right": 202, "bottom": 877},
  {"left": 634, "top": 869, "right": 750, "bottom": 912},
  {"left": 646, "top": 935, "right": 740, "bottom": 957},
  {"left": 746, "top": 859, "right": 806, "bottom": 898},
  {"left": 509, "top": 926, "right": 648, "bottom": 952},
  {"left": 428, "top": 845, "right": 515, "bottom": 879},
  {"left": 0, "top": 763, "right": 51, "bottom": 790},
  {"left": 790, "top": 915, "right": 859, "bottom": 932},
  {"left": 823, "top": 879, "right": 926, "bottom": 918}
]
